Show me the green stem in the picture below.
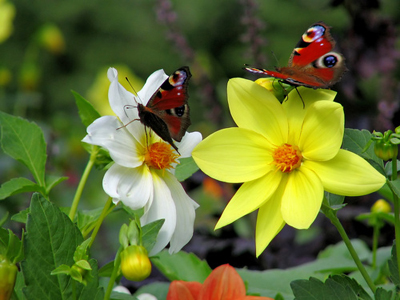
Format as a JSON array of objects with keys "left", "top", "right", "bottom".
[
  {"left": 323, "top": 205, "right": 376, "bottom": 293},
  {"left": 72, "top": 279, "right": 76, "bottom": 300},
  {"left": 104, "top": 247, "right": 122, "bottom": 300},
  {"left": 390, "top": 158, "right": 400, "bottom": 283},
  {"left": 88, "top": 197, "right": 114, "bottom": 248},
  {"left": 68, "top": 146, "right": 99, "bottom": 220},
  {"left": 372, "top": 224, "right": 379, "bottom": 269}
]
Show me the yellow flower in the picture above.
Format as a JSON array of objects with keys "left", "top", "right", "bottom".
[
  {"left": 192, "top": 78, "right": 386, "bottom": 256},
  {"left": 0, "top": 0, "right": 15, "bottom": 44}
]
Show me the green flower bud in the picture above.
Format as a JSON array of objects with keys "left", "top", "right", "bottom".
[
  {"left": 120, "top": 245, "right": 151, "bottom": 281},
  {"left": 0, "top": 257, "right": 17, "bottom": 300},
  {"left": 374, "top": 139, "right": 398, "bottom": 161}
]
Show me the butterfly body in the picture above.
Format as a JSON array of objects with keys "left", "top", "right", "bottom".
[
  {"left": 245, "top": 22, "right": 346, "bottom": 89},
  {"left": 138, "top": 67, "right": 191, "bottom": 152}
]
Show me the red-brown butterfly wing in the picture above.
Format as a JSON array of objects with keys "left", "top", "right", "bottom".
[
  {"left": 147, "top": 67, "right": 191, "bottom": 110},
  {"left": 138, "top": 67, "right": 191, "bottom": 150},
  {"left": 289, "top": 22, "right": 334, "bottom": 67}
]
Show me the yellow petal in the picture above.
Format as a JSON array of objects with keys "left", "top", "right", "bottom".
[
  {"left": 227, "top": 78, "right": 288, "bottom": 145},
  {"left": 304, "top": 149, "right": 386, "bottom": 196},
  {"left": 298, "top": 101, "right": 344, "bottom": 161},
  {"left": 192, "top": 128, "right": 273, "bottom": 183},
  {"left": 281, "top": 167, "right": 324, "bottom": 229},
  {"left": 284, "top": 88, "right": 337, "bottom": 144},
  {"left": 215, "top": 171, "right": 283, "bottom": 229},
  {"left": 255, "top": 195, "right": 285, "bottom": 257}
]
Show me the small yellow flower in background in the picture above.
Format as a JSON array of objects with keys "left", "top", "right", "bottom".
[
  {"left": 0, "top": 0, "right": 15, "bottom": 44},
  {"left": 0, "top": 67, "right": 12, "bottom": 87},
  {"left": 192, "top": 78, "right": 386, "bottom": 256},
  {"left": 37, "top": 23, "right": 65, "bottom": 54},
  {"left": 371, "top": 199, "right": 391, "bottom": 214},
  {"left": 86, "top": 65, "right": 143, "bottom": 116}
]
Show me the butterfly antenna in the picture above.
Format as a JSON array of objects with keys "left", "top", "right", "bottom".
[
  {"left": 271, "top": 51, "right": 281, "bottom": 68},
  {"left": 125, "top": 76, "right": 144, "bottom": 107}
]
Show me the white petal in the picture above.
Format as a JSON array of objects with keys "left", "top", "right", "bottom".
[
  {"left": 141, "top": 173, "right": 177, "bottom": 256},
  {"left": 103, "top": 164, "right": 153, "bottom": 210},
  {"left": 82, "top": 116, "right": 143, "bottom": 168},
  {"left": 136, "top": 294, "right": 157, "bottom": 300},
  {"left": 107, "top": 68, "right": 138, "bottom": 125},
  {"left": 176, "top": 131, "right": 203, "bottom": 158},
  {"left": 163, "top": 171, "right": 198, "bottom": 254},
  {"left": 137, "top": 69, "right": 169, "bottom": 105}
]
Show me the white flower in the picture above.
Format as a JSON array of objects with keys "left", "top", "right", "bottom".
[{"left": 82, "top": 68, "right": 202, "bottom": 255}]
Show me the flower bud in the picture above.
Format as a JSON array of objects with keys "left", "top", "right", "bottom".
[
  {"left": 371, "top": 199, "right": 391, "bottom": 214},
  {"left": 120, "top": 245, "right": 151, "bottom": 281},
  {"left": 0, "top": 256, "right": 17, "bottom": 300},
  {"left": 374, "top": 139, "right": 398, "bottom": 161}
]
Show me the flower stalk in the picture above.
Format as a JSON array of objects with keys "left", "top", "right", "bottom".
[
  {"left": 88, "top": 196, "right": 114, "bottom": 248},
  {"left": 68, "top": 145, "right": 99, "bottom": 220},
  {"left": 390, "top": 157, "right": 400, "bottom": 284},
  {"left": 322, "top": 202, "right": 376, "bottom": 293}
]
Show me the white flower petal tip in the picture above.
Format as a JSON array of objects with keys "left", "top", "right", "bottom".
[{"left": 107, "top": 67, "right": 118, "bottom": 82}]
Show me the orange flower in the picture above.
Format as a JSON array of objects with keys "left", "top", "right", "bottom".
[{"left": 167, "top": 264, "right": 274, "bottom": 300}]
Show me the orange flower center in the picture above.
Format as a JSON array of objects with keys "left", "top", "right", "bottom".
[
  {"left": 144, "top": 142, "right": 179, "bottom": 170},
  {"left": 272, "top": 143, "right": 302, "bottom": 173}
]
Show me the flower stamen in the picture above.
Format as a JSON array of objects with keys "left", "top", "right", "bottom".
[
  {"left": 272, "top": 143, "right": 302, "bottom": 173},
  {"left": 144, "top": 142, "right": 179, "bottom": 170}
]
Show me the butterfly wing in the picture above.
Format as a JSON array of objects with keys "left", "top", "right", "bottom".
[{"left": 138, "top": 67, "right": 191, "bottom": 149}]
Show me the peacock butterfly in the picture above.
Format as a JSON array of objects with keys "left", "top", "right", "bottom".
[
  {"left": 136, "top": 66, "right": 191, "bottom": 152},
  {"left": 245, "top": 22, "right": 346, "bottom": 89}
]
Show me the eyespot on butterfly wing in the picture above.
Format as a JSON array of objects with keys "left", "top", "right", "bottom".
[{"left": 245, "top": 22, "right": 347, "bottom": 89}]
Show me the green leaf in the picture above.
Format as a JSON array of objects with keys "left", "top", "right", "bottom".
[
  {"left": 388, "top": 242, "right": 399, "bottom": 287},
  {"left": 151, "top": 250, "right": 211, "bottom": 282},
  {"left": 74, "top": 239, "right": 91, "bottom": 262},
  {"left": 51, "top": 264, "right": 71, "bottom": 275},
  {"left": 6, "top": 229, "right": 23, "bottom": 263},
  {"left": 0, "top": 211, "right": 8, "bottom": 226},
  {"left": 291, "top": 275, "right": 372, "bottom": 300},
  {"left": 142, "top": 219, "right": 164, "bottom": 253},
  {"left": 237, "top": 239, "right": 372, "bottom": 299},
  {"left": 45, "top": 175, "right": 68, "bottom": 194},
  {"left": 21, "top": 193, "right": 103, "bottom": 299},
  {"left": 342, "top": 128, "right": 385, "bottom": 174},
  {"left": 98, "top": 260, "right": 114, "bottom": 277},
  {"left": 73, "top": 90, "right": 101, "bottom": 128},
  {"left": 0, "top": 111, "right": 47, "bottom": 187},
  {"left": 75, "top": 260, "right": 92, "bottom": 271},
  {"left": 0, "top": 177, "right": 42, "bottom": 200},
  {"left": 388, "top": 179, "right": 400, "bottom": 201},
  {"left": 374, "top": 287, "right": 393, "bottom": 300},
  {"left": 324, "top": 191, "right": 345, "bottom": 209},
  {"left": 77, "top": 207, "right": 104, "bottom": 232},
  {"left": 11, "top": 207, "right": 29, "bottom": 223},
  {"left": 175, "top": 157, "right": 199, "bottom": 182}
]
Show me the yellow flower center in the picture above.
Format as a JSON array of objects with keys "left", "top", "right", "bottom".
[
  {"left": 272, "top": 143, "right": 302, "bottom": 173},
  {"left": 144, "top": 142, "right": 179, "bottom": 170}
]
